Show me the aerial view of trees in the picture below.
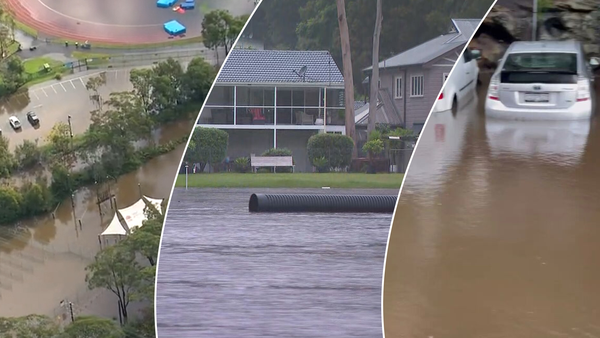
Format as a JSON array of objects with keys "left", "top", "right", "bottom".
[
  {"left": 201, "top": 10, "right": 249, "bottom": 63},
  {"left": 0, "top": 56, "right": 216, "bottom": 227}
]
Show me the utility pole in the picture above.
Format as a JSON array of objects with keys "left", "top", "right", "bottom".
[
  {"left": 532, "top": 0, "right": 538, "bottom": 41},
  {"left": 67, "top": 115, "right": 75, "bottom": 210},
  {"left": 185, "top": 162, "right": 189, "bottom": 190}
]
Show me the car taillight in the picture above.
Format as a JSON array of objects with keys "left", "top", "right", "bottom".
[
  {"left": 438, "top": 92, "right": 444, "bottom": 100},
  {"left": 576, "top": 78, "right": 590, "bottom": 102},
  {"left": 488, "top": 75, "right": 500, "bottom": 100}
]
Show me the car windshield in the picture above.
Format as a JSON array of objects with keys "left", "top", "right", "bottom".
[{"left": 503, "top": 52, "right": 577, "bottom": 73}]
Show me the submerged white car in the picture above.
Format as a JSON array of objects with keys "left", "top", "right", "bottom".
[
  {"left": 485, "top": 40, "right": 599, "bottom": 120},
  {"left": 434, "top": 48, "right": 480, "bottom": 113}
]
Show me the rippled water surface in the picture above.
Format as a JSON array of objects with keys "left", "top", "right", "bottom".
[
  {"left": 157, "top": 188, "right": 396, "bottom": 337},
  {"left": 384, "top": 78, "right": 600, "bottom": 337}
]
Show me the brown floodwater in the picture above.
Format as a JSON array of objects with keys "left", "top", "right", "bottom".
[
  {"left": 383, "top": 77, "right": 600, "bottom": 337},
  {"left": 0, "top": 120, "right": 191, "bottom": 318}
]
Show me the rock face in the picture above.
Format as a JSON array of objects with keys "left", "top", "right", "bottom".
[{"left": 470, "top": 0, "right": 600, "bottom": 67}]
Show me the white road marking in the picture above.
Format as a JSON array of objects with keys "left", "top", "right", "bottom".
[
  {"left": 50, "top": 85, "right": 57, "bottom": 94},
  {"left": 69, "top": 80, "right": 76, "bottom": 89},
  {"left": 79, "top": 78, "right": 85, "bottom": 86},
  {"left": 59, "top": 83, "right": 66, "bottom": 92},
  {"left": 32, "top": 91, "right": 39, "bottom": 100},
  {"left": 41, "top": 88, "right": 48, "bottom": 97}
]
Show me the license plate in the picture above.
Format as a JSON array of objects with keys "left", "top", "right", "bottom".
[{"left": 524, "top": 92, "right": 549, "bottom": 103}]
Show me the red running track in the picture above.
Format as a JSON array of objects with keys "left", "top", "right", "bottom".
[{"left": 5, "top": 0, "right": 177, "bottom": 45}]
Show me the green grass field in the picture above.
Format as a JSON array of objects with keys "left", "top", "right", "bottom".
[
  {"left": 176, "top": 173, "right": 404, "bottom": 189},
  {"left": 22, "top": 57, "right": 63, "bottom": 74}
]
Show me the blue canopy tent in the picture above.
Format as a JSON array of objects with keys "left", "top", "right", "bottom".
[
  {"left": 156, "top": 0, "right": 176, "bottom": 8},
  {"left": 164, "top": 20, "right": 186, "bottom": 36}
]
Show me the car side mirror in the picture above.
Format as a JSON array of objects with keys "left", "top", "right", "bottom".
[
  {"left": 590, "top": 57, "right": 600, "bottom": 69},
  {"left": 470, "top": 49, "right": 482, "bottom": 60}
]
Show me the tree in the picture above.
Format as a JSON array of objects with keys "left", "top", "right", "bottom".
[
  {"left": 129, "top": 68, "right": 155, "bottom": 115},
  {"left": 202, "top": 10, "right": 230, "bottom": 64},
  {"left": 0, "top": 135, "right": 15, "bottom": 177},
  {"left": 21, "top": 182, "right": 51, "bottom": 215},
  {"left": 14, "top": 139, "right": 42, "bottom": 170},
  {"left": 0, "top": 315, "right": 60, "bottom": 337},
  {"left": 202, "top": 10, "right": 246, "bottom": 62},
  {"left": 1, "top": 56, "right": 25, "bottom": 93},
  {"left": 336, "top": 0, "right": 358, "bottom": 156},
  {"left": 62, "top": 316, "right": 125, "bottom": 338},
  {"left": 46, "top": 122, "right": 73, "bottom": 167},
  {"left": 49, "top": 164, "right": 72, "bottom": 202},
  {"left": 0, "top": 186, "right": 22, "bottom": 224},
  {"left": 183, "top": 57, "right": 216, "bottom": 103},
  {"left": 85, "top": 74, "right": 106, "bottom": 109},
  {"left": 122, "top": 308, "right": 155, "bottom": 338},
  {"left": 307, "top": 133, "right": 354, "bottom": 171},
  {"left": 125, "top": 218, "right": 162, "bottom": 266},
  {"left": 185, "top": 127, "right": 229, "bottom": 172},
  {"left": 0, "top": 26, "right": 10, "bottom": 59},
  {"left": 368, "top": 0, "right": 383, "bottom": 133},
  {"left": 85, "top": 245, "right": 141, "bottom": 323}
]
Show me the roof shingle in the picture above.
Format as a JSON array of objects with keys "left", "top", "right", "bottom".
[{"left": 217, "top": 49, "right": 344, "bottom": 85}]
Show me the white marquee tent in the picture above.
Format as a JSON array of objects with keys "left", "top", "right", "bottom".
[{"left": 100, "top": 195, "right": 164, "bottom": 239}]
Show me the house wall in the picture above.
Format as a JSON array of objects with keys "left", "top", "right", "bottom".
[
  {"left": 378, "top": 45, "right": 463, "bottom": 130},
  {"left": 225, "top": 129, "right": 318, "bottom": 172}
]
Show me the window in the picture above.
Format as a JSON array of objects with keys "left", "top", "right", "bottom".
[
  {"left": 394, "top": 76, "right": 403, "bottom": 99},
  {"left": 410, "top": 75, "right": 424, "bottom": 97},
  {"left": 443, "top": 73, "right": 449, "bottom": 83}
]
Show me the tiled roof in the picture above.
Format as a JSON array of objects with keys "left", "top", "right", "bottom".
[
  {"left": 217, "top": 49, "right": 344, "bottom": 85},
  {"left": 364, "top": 18, "right": 481, "bottom": 70}
]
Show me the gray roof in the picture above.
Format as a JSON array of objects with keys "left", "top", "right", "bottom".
[
  {"left": 355, "top": 89, "right": 403, "bottom": 126},
  {"left": 364, "top": 18, "right": 481, "bottom": 71},
  {"left": 217, "top": 49, "right": 344, "bottom": 85}
]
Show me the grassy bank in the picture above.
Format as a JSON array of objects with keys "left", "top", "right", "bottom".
[{"left": 175, "top": 173, "right": 403, "bottom": 189}]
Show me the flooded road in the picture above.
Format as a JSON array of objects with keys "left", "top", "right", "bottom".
[
  {"left": 383, "top": 78, "right": 600, "bottom": 337},
  {"left": 156, "top": 188, "right": 395, "bottom": 338},
  {"left": 0, "top": 121, "right": 190, "bottom": 319}
]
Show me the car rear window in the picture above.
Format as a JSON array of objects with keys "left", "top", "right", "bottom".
[{"left": 501, "top": 52, "right": 578, "bottom": 84}]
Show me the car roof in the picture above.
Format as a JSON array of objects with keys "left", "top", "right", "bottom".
[{"left": 507, "top": 40, "right": 581, "bottom": 54}]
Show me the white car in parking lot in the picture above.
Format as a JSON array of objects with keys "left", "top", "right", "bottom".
[
  {"left": 485, "top": 40, "right": 599, "bottom": 120},
  {"left": 9, "top": 116, "right": 21, "bottom": 130},
  {"left": 433, "top": 48, "right": 480, "bottom": 113}
]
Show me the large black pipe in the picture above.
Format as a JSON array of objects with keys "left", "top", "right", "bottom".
[{"left": 248, "top": 194, "right": 396, "bottom": 213}]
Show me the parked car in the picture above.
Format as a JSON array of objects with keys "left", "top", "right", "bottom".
[
  {"left": 27, "top": 111, "right": 39, "bottom": 125},
  {"left": 433, "top": 48, "right": 480, "bottom": 113},
  {"left": 9, "top": 116, "right": 21, "bottom": 130},
  {"left": 485, "top": 40, "right": 599, "bottom": 120}
]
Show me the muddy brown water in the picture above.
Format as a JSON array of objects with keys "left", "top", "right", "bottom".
[
  {"left": 0, "top": 120, "right": 191, "bottom": 318},
  {"left": 383, "top": 77, "right": 600, "bottom": 337}
]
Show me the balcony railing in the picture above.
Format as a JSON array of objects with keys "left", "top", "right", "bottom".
[{"left": 198, "top": 107, "right": 345, "bottom": 126}]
